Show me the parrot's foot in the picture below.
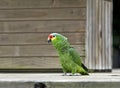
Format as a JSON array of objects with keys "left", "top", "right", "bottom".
[
  {"left": 67, "top": 73, "right": 73, "bottom": 76},
  {"left": 62, "top": 73, "right": 74, "bottom": 76},
  {"left": 62, "top": 73, "right": 67, "bottom": 76},
  {"left": 62, "top": 73, "right": 82, "bottom": 76}
]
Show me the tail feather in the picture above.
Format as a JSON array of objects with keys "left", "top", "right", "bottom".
[
  {"left": 78, "top": 63, "right": 89, "bottom": 75},
  {"left": 81, "top": 63, "right": 88, "bottom": 72},
  {"left": 80, "top": 71, "right": 89, "bottom": 75}
]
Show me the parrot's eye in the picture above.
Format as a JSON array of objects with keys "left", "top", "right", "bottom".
[{"left": 53, "top": 35, "right": 55, "bottom": 37}]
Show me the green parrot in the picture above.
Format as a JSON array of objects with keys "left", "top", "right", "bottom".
[{"left": 48, "top": 33, "right": 89, "bottom": 75}]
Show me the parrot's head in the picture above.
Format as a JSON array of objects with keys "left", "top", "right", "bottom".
[
  {"left": 48, "top": 33, "right": 70, "bottom": 51},
  {"left": 47, "top": 33, "right": 67, "bottom": 43}
]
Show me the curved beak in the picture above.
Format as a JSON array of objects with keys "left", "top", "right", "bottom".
[{"left": 47, "top": 37, "right": 51, "bottom": 43}]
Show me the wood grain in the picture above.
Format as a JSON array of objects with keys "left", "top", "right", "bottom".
[
  {"left": 0, "top": 8, "right": 86, "bottom": 21},
  {"left": 0, "top": 45, "right": 85, "bottom": 57},
  {"left": 0, "top": 0, "right": 87, "bottom": 71},
  {"left": 0, "top": 57, "right": 61, "bottom": 69},
  {"left": 0, "top": 0, "right": 86, "bottom": 9},
  {"left": 86, "top": 0, "right": 112, "bottom": 71},
  {"left": 0, "top": 33, "right": 85, "bottom": 45},
  {"left": 53, "top": 0, "right": 86, "bottom": 8},
  {"left": 0, "top": 22, "right": 4, "bottom": 32},
  {"left": 0, "top": 21, "right": 85, "bottom": 33},
  {"left": 0, "top": 56, "right": 85, "bottom": 69}
]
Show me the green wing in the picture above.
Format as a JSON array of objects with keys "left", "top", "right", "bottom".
[
  {"left": 68, "top": 47, "right": 82, "bottom": 66},
  {"left": 69, "top": 47, "right": 89, "bottom": 73}
]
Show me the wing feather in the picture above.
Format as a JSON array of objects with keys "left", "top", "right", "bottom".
[{"left": 68, "top": 47, "right": 82, "bottom": 66}]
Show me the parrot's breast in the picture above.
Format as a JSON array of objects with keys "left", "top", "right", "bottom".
[{"left": 59, "top": 52, "right": 76, "bottom": 72}]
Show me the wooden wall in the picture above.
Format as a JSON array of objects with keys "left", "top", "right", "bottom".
[
  {"left": 0, "top": 0, "right": 86, "bottom": 72},
  {"left": 86, "top": 0, "right": 112, "bottom": 71}
]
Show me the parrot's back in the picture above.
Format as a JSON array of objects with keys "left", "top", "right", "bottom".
[{"left": 59, "top": 47, "right": 89, "bottom": 75}]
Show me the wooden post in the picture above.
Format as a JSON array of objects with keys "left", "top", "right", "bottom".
[{"left": 86, "top": 0, "right": 113, "bottom": 72}]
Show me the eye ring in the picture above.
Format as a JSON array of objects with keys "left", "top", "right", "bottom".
[{"left": 53, "top": 35, "right": 55, "bottom": 37}]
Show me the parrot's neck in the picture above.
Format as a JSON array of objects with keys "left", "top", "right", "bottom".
[
  {"left": 53, "top": 40, "right": 70, "bottom": 53},
  {"left": 57, "top": 45, "right": 70, "bottom": 53}
]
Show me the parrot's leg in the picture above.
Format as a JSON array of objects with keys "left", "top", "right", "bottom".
[
  {"left": 62, "top": 73, "right": 73, "bottom": 76},
  {"left": 67, "top": 73, "right": 73, "bottom": 76},
  {"left": 62, "top": 72, "right": 67, "bottom": 76},
  {"left": 62, "top": 69, "right": 67, "bottom": 76},
  {"left": 71, "top": 66, "right": 77, "bottom": 76},
  {"left": 62, "top": 67, "right": 68, "bottom": 76},
  {"left": 72, "top": 71, "right": 75, "bottom": 76}
]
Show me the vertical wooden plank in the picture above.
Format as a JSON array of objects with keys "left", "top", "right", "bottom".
[
  {"left": 98, "top": 0, "right": 103, "bottom": 70},
  {"left": 108, "top": 1, "right": 112, "bottom": 69},
  {"left": 105, "top": 1, "right": 108, "bottom": 70},
  {"left": 86, "top": 0, "right": 112, "bottom": 71},
  {"left": 101, "top": 0, "right": 106, "bottom": 70},
  {"left": 90, "top": 0, "right": 94, "bottom": 69},
  {"left": 104, "top": 1, "right": 112, "bottom": 69},
  {"left": 85, "top": 0, "right": 90, "bottom": 68},
  {"left": 96, "top": 0, "right": 100, "bottom": 70},
  {"left": 95, "top": 0, "right": 102, "bottom": 69},
  {"left": 86, "top": 0, "right": 93, "bottom": 69},
  {"left": 92, "top": 0, "right": 95, "bottom": 69}
]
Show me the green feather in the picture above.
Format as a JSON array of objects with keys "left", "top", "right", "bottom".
[{"left": 49, "top": 33, "right": 89, "bottom": 75}]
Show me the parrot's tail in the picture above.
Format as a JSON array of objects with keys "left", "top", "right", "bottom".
[
  {"left": 81, "top": 63, "right": 88, "bottom": 72},
  {"left": 78, "top": 64, "right": 89, "bottom": 75},
  {"left": 80, "top": 70, "right": 89, "bottom": 75},
  {"left": 79, "top": 67, "right": 89, "bottom": 75}
]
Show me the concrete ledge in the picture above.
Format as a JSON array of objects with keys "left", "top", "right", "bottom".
[
  {"left": 0, "top": 71, "right": 119, "bottom": 88},
  {"left": 0, "top": 73, "right": 120, "bottom": 82},
  {"left": 0, "top": 82, "right": 120, "bottom": 88}
]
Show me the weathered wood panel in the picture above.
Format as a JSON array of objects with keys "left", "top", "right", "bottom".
[
  {"left": 0, "top": 45, "right": 85, "bottom": 57},
  {"left": 86, "top": 0, "right": 112, "bottom": 71},
  {"left": 0, "top": 0, "right": 86, "bottom": 9},
  {"left": 0, "top": 57, "right": 61, "bottom": 69},
  {"left": 0, "top": 21, "right": 85, "bottom": 32},
  {"left": 104, "top": 0, "right": 112, "bottom": 70},
  {"left": 0, "top": 56, "right": 85, "bottom": 69},
  {"left": 53, "top": 0, "right": 86, "bottom": 8},
  {"left": 0, "top": 33, "right": 85, "bottom": 45},
  {"left": 0, "top": 22, "right": 4, "bottom": 31},
  {"left": 0, "top": 0, "right": 87, "bottom": 71},
  {"left": 0, "top": 8, "right": 86, "bottom": 21}
]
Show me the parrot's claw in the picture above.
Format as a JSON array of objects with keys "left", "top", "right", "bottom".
[
  {"left": 67, "top": 73, "right": 73, "bottom": 76},
  {"left": 62, "top": 73, "right": 73, "bottom": 76},
  {"left": 62, "top": 73, "right": 81, "bottom": 76},
  {"left": 62, "top": 73, "right": 67, "bottom": 76}
]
